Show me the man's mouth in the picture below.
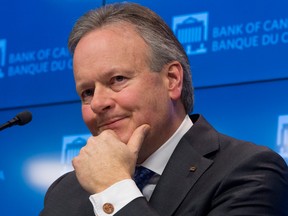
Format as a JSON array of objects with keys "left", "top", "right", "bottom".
[{"left": 98, "top": 116, "right": 127, "bottom": 130}]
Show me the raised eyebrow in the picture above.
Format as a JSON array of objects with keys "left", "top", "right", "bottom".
[
  {"left": 75, "top": 81, "right": 93, "bottom": 94},
  {"left": 104, "top": 68, "right": 135, "bottom": 78}
]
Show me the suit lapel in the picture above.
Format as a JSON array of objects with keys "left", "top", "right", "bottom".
[{"left": 149, "top": 115, "right": 219, "bottom": 216}]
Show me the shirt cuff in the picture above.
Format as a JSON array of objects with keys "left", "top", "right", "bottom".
[{"left": 89, "top": 179, "right": 143, "bottom": 216}]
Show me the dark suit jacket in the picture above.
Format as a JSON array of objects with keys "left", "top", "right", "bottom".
[{"left": 39, "top": 114, "right": 288, "bottom": 216}]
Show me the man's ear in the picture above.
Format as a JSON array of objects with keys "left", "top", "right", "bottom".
[{"left": 166, "top": 61, "right": 183, "bottom": 100}]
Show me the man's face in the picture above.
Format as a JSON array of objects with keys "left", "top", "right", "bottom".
[{"left": 73, "top": 24, "right": 182, "bottom": 160}]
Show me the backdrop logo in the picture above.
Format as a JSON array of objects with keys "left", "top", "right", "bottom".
[
  {"left": 61, "top": 134, "right": 90, "bottom": 172},
  {"left": 172, "top": 12, "right": 209, "bottom": 55},
  {"left": 0, "top": 39, "right": 7, "bottom": 78},
  {"left": 277, "top": 115, "right": 288, "bottom": 163}
]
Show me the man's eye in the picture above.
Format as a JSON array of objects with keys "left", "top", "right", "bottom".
[
  {"left": 83, "top": 89, "right": 94, "bottom": 97},
  {"left": 110, "top": 76, "right": 128, "bottom": 91},
  {"left": 81, "top": 89, "right": 94, "bottom": 103},
  {"left": 112, "top": 75, "right": 126, "bottom": 84}
]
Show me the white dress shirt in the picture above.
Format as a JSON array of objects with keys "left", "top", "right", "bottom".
[{"left": 89, "top": 115, "right": 193, "bottom": 216}]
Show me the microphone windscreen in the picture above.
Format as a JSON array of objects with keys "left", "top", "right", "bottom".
[{"left": 16, "top": 111, "right": 32, "bottom": 125}]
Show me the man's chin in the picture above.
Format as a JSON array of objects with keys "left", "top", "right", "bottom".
[
  {"left": 117, "top": 134, "right": 131, "bottom": 144},
  {"left": 90, "top": 127, "right": 133, "bottom": 143},
  {"left": 114, "top": 129, "right": 134, "bottom": 144}
]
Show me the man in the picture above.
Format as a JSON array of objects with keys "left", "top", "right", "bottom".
[{"left": 40, "top": 3, "right": 288, "bottom": 216}]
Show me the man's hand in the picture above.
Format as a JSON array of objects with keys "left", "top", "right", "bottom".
[{"left": 72, "top": 124, "right": 150, "bottom": 194}]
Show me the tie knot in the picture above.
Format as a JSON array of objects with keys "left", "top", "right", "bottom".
[{"left": 133, "top": 166, "right": 155, "bottom": 191}]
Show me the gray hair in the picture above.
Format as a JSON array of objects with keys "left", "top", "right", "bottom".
[{"left": 68, "top": 2, "right": 194, "bottom": 113}]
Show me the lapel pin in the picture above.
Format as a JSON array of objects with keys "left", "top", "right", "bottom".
[{"left": 189, "top": 166, "right": 197, "bottom": 172}]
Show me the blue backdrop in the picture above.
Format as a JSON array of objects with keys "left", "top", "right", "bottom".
[{"left": 0, "top": 0, "right": 287, "bottom": 215}]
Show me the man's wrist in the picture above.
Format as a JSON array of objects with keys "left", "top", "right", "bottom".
[{"left": 89, "top": 179, "right": 143, "bottom": 216}]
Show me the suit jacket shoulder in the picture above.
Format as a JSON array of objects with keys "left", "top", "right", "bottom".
[{"left": 39, "top": 171, "right": 94, "bottom": 216}]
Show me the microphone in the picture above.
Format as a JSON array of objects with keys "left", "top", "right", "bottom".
[{"left": 0, "top": 111, "right": 32, "bottom": 131}]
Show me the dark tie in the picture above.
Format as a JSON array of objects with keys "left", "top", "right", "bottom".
[{"left": 133, "top": 166, "right": 155, "bottom": 191}]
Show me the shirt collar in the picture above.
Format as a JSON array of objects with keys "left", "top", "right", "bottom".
[{"left": 141, "top": 115, "right": 193, "bottom": 175}]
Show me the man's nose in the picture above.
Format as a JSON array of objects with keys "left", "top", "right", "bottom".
[{"left": 90, "top": 86, "right": 114, "bottom": 114}]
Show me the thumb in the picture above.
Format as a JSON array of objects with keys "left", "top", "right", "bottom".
[{"left": 127, "top": 124, "right": 150, "bottom": 155}]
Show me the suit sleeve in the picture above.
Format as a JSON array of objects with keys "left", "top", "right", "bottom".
[{"left": 115, "top": 197, "right": 160, "bottom": 216}]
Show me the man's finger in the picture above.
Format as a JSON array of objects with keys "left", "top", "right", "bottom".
[{"left": 127, "top": 124, "right": 150, "bottom": 154}]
